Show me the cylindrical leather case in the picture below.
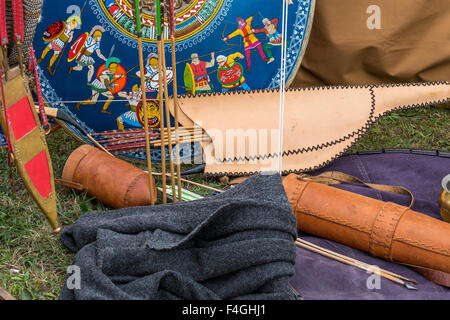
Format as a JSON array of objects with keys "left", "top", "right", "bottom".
[
  {"left": 61, "top": 145, "right": 157, "bottom": 208},
  {"left": 283, "top": 174, "right": 450, "bottom": 274}
]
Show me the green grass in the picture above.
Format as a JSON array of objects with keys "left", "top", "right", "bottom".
[{"left": 0, "top": 106, "right": 449, "bottom": 299}]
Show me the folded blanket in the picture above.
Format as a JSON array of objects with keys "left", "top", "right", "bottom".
[{"left": 59, "top": 174, "right": 298, "bottom": 300}]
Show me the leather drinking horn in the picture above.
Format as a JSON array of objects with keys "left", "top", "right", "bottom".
[
  {"left": 282, "top": 173, "right": 450, "bottom": 280},
  {"left": 60, "top": 145, "right": 157, "bottom": 208}
]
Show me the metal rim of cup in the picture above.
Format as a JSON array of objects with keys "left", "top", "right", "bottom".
[{"left": 442, "top": 174, "right": 450, "bottom": 193}]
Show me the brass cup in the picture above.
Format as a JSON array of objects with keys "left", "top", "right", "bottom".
[{"left": 439, "top": 174, "right": 450, "bottom": 223}]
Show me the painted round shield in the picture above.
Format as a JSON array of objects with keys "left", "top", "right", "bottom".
[
  {"left": 145, "top": 69, "right": 174, "bottom": 91},
  {"left": 95, "top": 62, "right": 128, "bottom": 94},
  {"left": 137, "top": 100, "right": 161, "bottom": 128},
  {"left": 27, "top": 0, "right": 316, "bottom": 162},
  {"left": 42, "top": 21, "right": 66, "bottom": 42},
  {"left": 217, "top": 62, "right": 244, "bottom": 87},
  {"left": 67, "top": 32, "right": 89, "bottom": 62},
  {"left": 183, "top": 63, "right": 195, "bottom": 95}
]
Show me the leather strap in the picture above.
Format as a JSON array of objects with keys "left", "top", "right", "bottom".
[
  {"left": 300, "top": 171, "right": 415, "bottom": 208},
  {"left": 412, "top": 266, "right": 450, "bottom": 288},
  {"left": 55, "top": 178, "right": 86, "bottom": 193},
  {"left": 369, "top": 202, "right": 408, "bottom": 261},
  {"left": 0, "top": 65, "right": 13, "bottom": 166},
  {"left": 28, "top": 45, "right": 48, "bottom": 129}
]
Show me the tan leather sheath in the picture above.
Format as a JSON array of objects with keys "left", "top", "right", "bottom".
[
  {"left": 170, "top": 82, "right": 449, "bottom": 176},
  {"left": 61, "top": 145, "right": 157, "bottom": 208},
  {"left": 282, "top": 174, "right": 450, "bottom": 275}
]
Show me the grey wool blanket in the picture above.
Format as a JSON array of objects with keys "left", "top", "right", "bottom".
[{"left": 59, "top": 174, "right": 298, "bottom": 300}]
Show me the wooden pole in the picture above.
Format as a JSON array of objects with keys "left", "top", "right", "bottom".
[
  {"left": 295, "top": 239, "right": 417, "bottom": 289},
  {"left": 169, "top": 0, "right": 183, "bottom": 201},
  {"left": 156, "top": 0, "right": 167, "bottom": 204},
  {"left": 151, "top": 171, "right": 224, "bottom": 194},
  {"left": 160, "top": 8, "right": 177, "bottom": 202},
  {"left": 134, "top": 0, "right": 155, "bottom": 205}
]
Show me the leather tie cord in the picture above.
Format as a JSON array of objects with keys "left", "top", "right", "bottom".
[
  {"left": 28, "top": 45, "right": 49, "bottom": 129},
  {"left": 1, "top": 0, "right": 15, "bottom": 193},
  {"left": 0, "top": 65, "right": 13, "bottom": 166}
]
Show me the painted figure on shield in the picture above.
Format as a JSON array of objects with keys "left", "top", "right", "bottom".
[
  {"left": 216, "top": 53, "right": 250, "bottom": 92},
  {"left": 37, "top": 15, "right": 82, "bottom": 75},
  {"left": 76, "top": 57, "right": 126, "bottom": 114},
  {"left": 116, "top": 84, "right": 142, "bottom": 130},
  {"left": 68, "top": 25, "right": 108, "bottom": 84},
  {"left": 185, "top": 52, "right": 215, "bottom": 94},
  {"left": 223, "top": 17, "right": 268, "bottom": 73},
  {"left": 116, "top": 84, "right": 161, "bottom": 130},
  {"left": 252, "top": 18, "right": 285, "bottom": 64},
  {"left": 136, "top": 53, "right": 173, "bottom": 92},
  {"left": 136, "top": 53, "right": 159, "bottom": 89}
]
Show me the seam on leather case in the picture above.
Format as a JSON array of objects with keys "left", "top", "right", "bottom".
[
  {"left": 71, "top": 150, "right": 91, "bottom": 183},
  {"left": 294, "top": 180, "right": 311, "bottom": 214},
  {"left": 297, "top": 206, "right": 372, "bottom": 234},
  {"left": 369, "top": 202, "right": 409, "bottom": 260},
  {"left": 123, "top": 173, "right": 144, "bottom": 208},
  {"left": 387, "top": 207, "right": 409, "bottom": 261},
  {"left": 394, "top": 238, "right": 450, "bottom": 256}
]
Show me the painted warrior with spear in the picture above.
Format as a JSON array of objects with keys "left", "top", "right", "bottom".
[
  {"left": 76, "top": 57, "right": 126, "bottom": 114},
  {"left": 68, "top": 25, "right": 108, "bottom": 84},
  {"left": 37, "top": 15, "right": 81, "bottom": 75},
  {"left": 136, "top": 52, "right": 173, "bottom": 92}
]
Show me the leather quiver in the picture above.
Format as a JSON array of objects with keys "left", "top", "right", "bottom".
[
  {"left": 282, "top": 174, "right": 450, "bottom": 276},
  {"left": 60, "top": 145, "right": 157, "bottom": 208}
]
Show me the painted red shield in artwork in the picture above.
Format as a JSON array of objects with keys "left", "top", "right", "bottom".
[
  {"left": 42, "top": 21, "right": 66, "bottom": 42},
  {"left": 68, "top": 32, "right": 89, "bottom": 62},
  {"left": 95, "top": 63, "right": 128, "bottom": 94},
  {"left": 217, "top": 63, "right": 244, "bottom": 87}
]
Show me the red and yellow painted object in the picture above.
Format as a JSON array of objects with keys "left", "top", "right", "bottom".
[{"left": 0, "top": 72, "right": 60, "bottom": 232}]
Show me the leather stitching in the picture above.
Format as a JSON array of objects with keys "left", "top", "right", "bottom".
[
  {"left": 205, "top": 82, "right": 447, "bottom": 163},
  {"left": 395, "top": 238, "right": 450, "bottom": 256},
  {"left": 369, "top": 203, "right": 407, "bottom": 260},
  {"left": 203, "top": 81, "right": 449, "bottom": 177},
  {"left": 297, "top": 206, "right": 371, "bottom": 234},
  {"left": 123, "top": 173, "right": 145, "bottom": 208}
]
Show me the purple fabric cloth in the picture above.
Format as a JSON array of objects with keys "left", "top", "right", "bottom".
[{"left": 290, "top": 151, "right": 450, "bottom": 300}]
